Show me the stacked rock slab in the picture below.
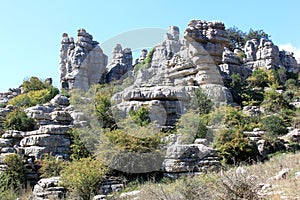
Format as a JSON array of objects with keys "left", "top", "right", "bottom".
[
  {"left": 162, "top": 144, "right": 221, "bottom": 176},
  {"left": 106, "top": 44, "right": 133, "bottom": 82},
  {"left": 32, "top": 177, "right": 66, "bottom": 200},
  {"left": 113, "top": 20, "right": 233, "bottom": 127},
  {"left": 59, "top": 29, "right": 108, "bottom": 91}
]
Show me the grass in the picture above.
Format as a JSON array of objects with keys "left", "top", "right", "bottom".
[{"left": 110, "top": 151, "right": 300, "bottom": 199}]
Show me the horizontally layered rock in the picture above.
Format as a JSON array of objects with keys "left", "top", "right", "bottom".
[
  {"left": 106, "top": 44, "right": 133, "bottom": 82},
  {"left": 219, "top": 48, "right": 251, "bottom": 81},
  {"left": 162, "top": 144, "right": 220, "bottom": 175},
  {"left": 32, "top": 177, "right": 66, "bottom": 199},
  {"left": 112, "top": 20, "right": 233, "bottom": 127},
  {"left": 59, "top": 29, "right": 108, "bottom": 91}
]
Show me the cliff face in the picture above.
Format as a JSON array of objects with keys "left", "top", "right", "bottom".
[{"left": 59, "top": 29, "right": 108, "bottom": 91}]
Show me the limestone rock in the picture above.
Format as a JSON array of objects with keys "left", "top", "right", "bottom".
[
  {"left": 113, "top": 20, "right": 233, "bottom": 127},
  {"left": 162, "top": 144, "right": 220, "bottom": 173},
  {"left": 59, "top": 29, "right": 108, "bottom": 91},
  {"left": 135, "top": 49, "right": 148, "bottom": 64},
  {"left": 32, "top": 177, "right": 66, "bottom": 200},
  {"left": 50, "top": 95, "right": 69, "bottom": 106},
  {"left": 106, "top": 44, "right": 133, "bottom": 82}
]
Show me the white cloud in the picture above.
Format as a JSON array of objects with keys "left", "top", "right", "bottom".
[{"left": 278, "top": 43, "right": 300, "bottom": 62}]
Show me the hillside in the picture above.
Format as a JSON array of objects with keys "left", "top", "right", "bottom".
[{"left": 0, "top": 19, "right": 299, "bottom": 199}]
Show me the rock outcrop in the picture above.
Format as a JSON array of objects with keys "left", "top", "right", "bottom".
[
  {"left": 59, "top": 29, "right": 108, "bottom": 91},
  {"left": 32, "top": 177, "right": 66, "bottom": 200},
  {"left": 112, "top": 20, "right": 234, "bottom": 127},
  {"left": 106, "top": 44, "right": 133, "bottom": 82},
  {"left": 162, "top": 144, "right": 221, "bottom": 176}
]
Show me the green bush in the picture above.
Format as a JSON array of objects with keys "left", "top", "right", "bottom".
[
  {"left": 39, "top": 156, "right": 67, "bottom": 178},
  {"left": 261, "top": 115, "right": 288, "bottom": 137},
  {"left": 129, "top": 106, "right": 150, "bottom": 127},
  {"left": 68, "top": 128, "right": 92, "bottom": 161},
  {"left": 0, "top": 154, "right": 26, "bottom": 195},
  {"left": 3, "top": 108, "right": 35, "bottom": 131},
  {"left": 8, "top": 77, "right": 59, "bottom": 107},
  {"left": 60, "top": 157, "right": 108, "bottom": 199},
  {"left": 9, "top": 88, "right": 59, "bottom": 107},
  {"left": 190, "top": 88, "right": 213, "bottom": 115},
  {"left": 214, "top": 129, "right": 258, "bottom": 164},
  {"left": 105, "top": 129, "right": 162, "bottom": 153},
  {"left": 94, "top": 85, "right": 116, "bottom": 129},
  {"left": 134, "top": 48, "right": 155, "bottom": 75}
]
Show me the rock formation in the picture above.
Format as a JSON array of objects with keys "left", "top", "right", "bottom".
[
  {"left": 112, "top": 20, "right": 233, "bottom": 128},
  {"left": 219, "top": 38, "right": 299, "bottom": 82},
  {"left": 106, "top": 44, "right": 133, "bottom": 82},
  {"left": 59, "top": 29, "right": 108, "bottom": 91},
  {"left": 162, "top": 144, "right": 220, "bottom": 176},
  {"left": 135, "top": 49, "right": 148, "bottom": 64}
]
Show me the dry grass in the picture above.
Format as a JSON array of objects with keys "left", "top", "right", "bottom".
[{"left": 111, "top": 152, "right": 300, "bottom": 200}]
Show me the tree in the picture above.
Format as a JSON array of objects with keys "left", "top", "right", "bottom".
[
  {"left": 261, "top": 115, "right": 288, "bottom": 137},
  {"left": 226, "top": 26, "right": 246, "bottom": 51},
  {"left": 245, "top": 29, "right": 270, "bottom": 42},
  {"left": 190, "top": 88, "right": 213, "bottom": 116}
]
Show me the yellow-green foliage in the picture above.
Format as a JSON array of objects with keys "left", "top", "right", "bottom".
[
  {"left": 8, "top": 77, "right": 59, "bottom": 107},
  {"left": 214, "top": 129, "right": 258, "bottom": 164},
  {"left": 105, "top": 129, "right": 162, "bottom": 153},
  {"left": 39, "top": 156, "right": 67, "bottom": 178},
  {"left": 9, "top": 88, "right": 58, "bottom": 107},
  {"left": 60, "top": 157, "right": 108, "bottom": 199},
  {"left": 3, "top": 108, "right": 35, "bottom": 131}
]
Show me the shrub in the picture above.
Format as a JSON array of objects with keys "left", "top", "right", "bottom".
[
  {"left": 68, "top": 128, "right": 92, "bottom": 161},
  {"left": 129, "top": 106, "right": 150, "bottom": 127},
  {"left": 94, "top": 85, "right": 116, "bottom": 129},
  {"left": 105, "top": 129, "right": 162, "bottom": 153},
  {"left": 177, "top": 111, "right": 208, "bottom": 143},
  {"left": 9, "top": 88, "right": 59, "bottom": 107},
  {"left": 0, "top": 154, "right": 26, "bottom": 194},
  {"left": 3, "top": 108, "right": 35, "bottom": 131},
  {"left": 134, "top": 48, "right": 155, "bottom": 75},
  {"left": 247, "top": 68, "right": 269, "bottom": 88},
  {"left": 39, "top": 155, "right": 67, "bottom": 178},
  {"left": 214, "top": 129, "right": 258, "bottom": 164},
  {"left": 261, "top": 115, "right": 288, "bottom": 137},
  {"left": 190, "top": 88, "right": 213, "bottom": 115},
  {"left": 60, "top": 157, "right": 108, "bottom": 199}
]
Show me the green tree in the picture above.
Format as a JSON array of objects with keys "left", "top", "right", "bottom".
[
  {"left": 68, "top": 128, "right": 92, "bottom": 161},
  {"left": 245, "top": 29, "right": 270, "bottom": 42},
  {"left": 60, "top": 157, "right": 108, "bottom": 200},
  {"left": 261, "top": 115, "right": 288, "bottom": 137},
  {"left": 94, "top": 85, "right": 116, "bottom": 129},
  {"left": 226, "top": 26, "right": 246, "bottom": 51},
  {"left": 190, "top": 88, "right": 213, "bottom": 116},
  {"left": 3, "top": 108, "right": 35, "bottom": 131}
]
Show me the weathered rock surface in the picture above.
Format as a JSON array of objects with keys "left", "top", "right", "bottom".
[
  {"left": 162, "top": 144, "right": 220, "bottom": 175},
  {"left": 106, "top": 44, "right": 133, "bottom": 82},
  {"left": 59, "top": 29, "right": 108, "bottom": 91},
  {"left": 112, "top": 20, "right": 233, "bottom": 127},
  {"left": 32, "top": 177, "right": 66, "bottom": 200}
]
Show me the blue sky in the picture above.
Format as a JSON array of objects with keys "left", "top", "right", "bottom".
[{"left": 0, "top": 0, "right": 299, "bottom": 91}]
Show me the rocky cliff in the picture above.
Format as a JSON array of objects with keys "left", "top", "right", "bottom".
[
  {"left": 59, "top": 29, "right": 108, "bottom": 91},
  {"left": 112, "top": 20, "right": 234, "bottom": 127}
]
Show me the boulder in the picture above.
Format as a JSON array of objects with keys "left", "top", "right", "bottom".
[{"left": 32, "top": 177, "right": 66, "bottom": 199}]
